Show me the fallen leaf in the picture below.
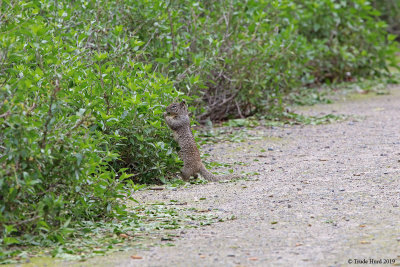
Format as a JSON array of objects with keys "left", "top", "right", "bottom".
[
  {"left": 360, "top": 241, "right": 370, "bottom": 244},
  {"left": 295, "top": 243, "right": 303, "bottom": 247},
  {"left": 359, "top": 225, "right": 366, "bottom": 228},
  {"left": 131, "top": 255, "right": 143, "bottom": 259},
  {"left": 149, "top": 187, "right": 164, "bottom": 190},
  {"left": 119, "top": 234, "right": 129, "bottom": 238},
  {"left": 200, "top": 255, "right": 206, "bottom": 258},
  {"left": 249, "top": 257, "right": 258, "bottom": 261},
  {"left": 170, "top": 202, "right": 187, "bottom": 205},
  {"left": 197, "top": 209, "right": 210, "bottom": 213}
]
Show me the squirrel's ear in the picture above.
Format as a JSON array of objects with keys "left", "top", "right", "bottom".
[{"left": 180, "top": 100, "right": 186, "bottom": 106}]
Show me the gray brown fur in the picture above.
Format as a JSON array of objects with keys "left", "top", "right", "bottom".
[{"left": 164, "top": 101, "right": 239, "bottom": 182}]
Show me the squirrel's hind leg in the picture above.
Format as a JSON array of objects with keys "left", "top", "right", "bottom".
[{"left": 180, "top": 166, "right": 193, "bottom": 181}]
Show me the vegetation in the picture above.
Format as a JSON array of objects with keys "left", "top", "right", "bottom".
[
  {"left": 0, "top": 0, "right": 398, "bottom": 263},
  {"left": 372, "top": 0, "right": 400, "bottom": 39}
]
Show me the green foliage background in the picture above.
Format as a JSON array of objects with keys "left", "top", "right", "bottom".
[
  {"left": 372, "top": 0, "right": 400, "bottom": 39},
  {"left": 0, "top": 0, "right": 398, "bottom": 258}
]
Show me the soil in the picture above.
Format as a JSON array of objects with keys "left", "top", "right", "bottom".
[{"left": 73, "top": 87, "right": 400, "bottom": 266}]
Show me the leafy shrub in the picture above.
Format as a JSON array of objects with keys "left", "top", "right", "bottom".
[
  {"left": 0, "top": 0, "right": 181, "bottom": 252},
  {"left": 96, "top": 0, "right": 397, "bottom": 120},
  {"left": 371, "top": 0, "right": 400, "bottom": 39},
  {"left": 295, "top": 0, "right": 397, "bottom": 81}
]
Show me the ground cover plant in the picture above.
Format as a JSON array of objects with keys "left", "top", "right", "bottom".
[{"left": 0, "top": 0, "right": 398, "bottom": 263}]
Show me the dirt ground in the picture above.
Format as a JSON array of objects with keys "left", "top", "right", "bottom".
[{"left": 71, "top": 87, "right": 399, "bottom": 267}]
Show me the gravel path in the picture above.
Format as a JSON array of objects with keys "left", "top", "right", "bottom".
[{"left": 75, "top": 87, "right": 400, "bottom": 267}]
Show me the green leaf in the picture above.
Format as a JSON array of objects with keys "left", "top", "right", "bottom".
[
  {"left": 155, "top": 58, "right": 169, "bottom": 64},
  {"left": 3, "top": 237, "right": 20, "bottom": 245}
]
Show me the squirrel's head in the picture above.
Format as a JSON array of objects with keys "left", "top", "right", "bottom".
[{"left": 166, "top": 100, "right": 187, "bottom": 115}]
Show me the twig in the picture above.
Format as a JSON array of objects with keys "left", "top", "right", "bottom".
[
  {"left": 13, "top": 215, "right": 41, "bottom": 226},
  {"left": 198, "top": 90, "right": 239, "bottom": 120},
  {"left": 136, "top": 30, "right": 157, "bottom": 59},
  {"left": 55, "top": 114, "right": 91, "bottom": 145},
  {"left": 167, "top": 7, "right": 176, "bottom": 57},
  {"left": 175, "top": 63, "right": 196, "bottom": 83},
  {"left": 0, "top": 110, "right": 10, "bottom": 118},
  {"left": 235, "top": 99, "right": 244, "bottom": 118},
  {"left": 26, "top": 95, "right": 38, "bottom": 116}
]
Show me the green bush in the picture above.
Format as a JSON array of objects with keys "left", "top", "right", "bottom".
[
  {"left": 295, "top": 0, "right": 395, "bottom": 80},
  {"left": 97, "top": 0, "right": 397, "bottom": 120},
  {"left": 0, "top": 0, "right": 181, "bottom": 251},
  {"left": 371, "top": 0, "right": 400, "bottom": 39}
]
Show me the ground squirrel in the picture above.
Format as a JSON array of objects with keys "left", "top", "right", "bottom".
[{"left": 164, "top": 101, "right": 239, "bottom": 182}]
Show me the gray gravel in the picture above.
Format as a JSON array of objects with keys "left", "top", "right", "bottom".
[{"left": 74, "top": 87, "right": 400, "bottom": 267}]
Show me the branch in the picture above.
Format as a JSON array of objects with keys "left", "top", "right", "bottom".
[
  {"left": 13, "top": 215, "right": 41, "bottom": 226},
  {"left": 0, "top": 110, "right": 11, "bottom": 118},
  {"left": 197, "top": 90, "right": 239, "bottom": 121},
  {"left": 40, "top": 77, "right": 61, "bottom": 149},
  {"left": 55, "top": 114, "right": 91, "bottom": 145},
  {"left": 167, "top": 8, "right": 176, "bottom": 58}
]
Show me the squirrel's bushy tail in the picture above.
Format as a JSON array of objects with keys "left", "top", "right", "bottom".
[
  {"left": 199, "top": 165, "right": 218, "bottom": 181},
  {"left": 199, "top": 165, "right": 239, "bottom": 182}
]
